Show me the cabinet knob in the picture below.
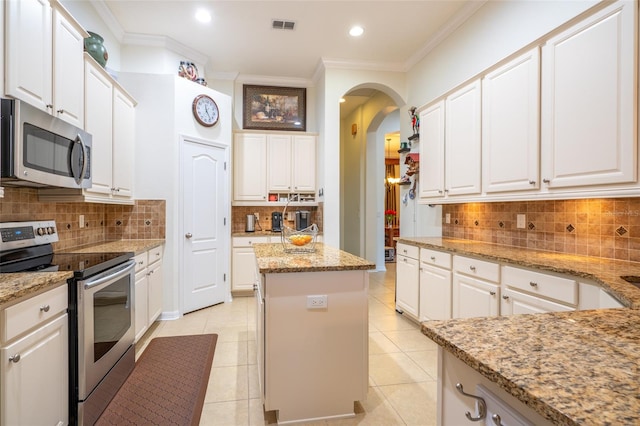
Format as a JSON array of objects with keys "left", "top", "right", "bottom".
[
  {"left": 139, "top": 261, "right": 144, "bottom": 265},
  {"left": 438, "top": 190, "right": 443, "bottom": 194},
  {"left": 469, "top": 266, "right": 476, "bottom": 272},
  {"left": 46, "top": 104, "right": 53, "bottom": 109},
  {"left": 39, "top": 305, "right": 50, "bottom": 313},
  {"left": 529, "top": 180, "right": 535, "bottom": 185},
  {"left": 57, "top": 109, "right": 64, "bottom": 114},
  {"left": 430, "top": 256, "right": 436, "bottom": 261},
  {"left": 489, "top": 291, "right": 496, "bottom": 296},
  {"left": 185, "top": 233, "right": 193, "bottom": 239},
  {"left": 9, "top": 354, "right": 20, "bottom": 363},
  {"left": 492, "top": 413, "right": 503, "bottom": 426},
  {"left": 543, "top": 178, "right": 550, "bottom": 183},
  {"left": 529, "top": 281, "right": 538, "bottom": 287},
  {"left": 502, "top": 295, "right": 510, "bottom": 300}
]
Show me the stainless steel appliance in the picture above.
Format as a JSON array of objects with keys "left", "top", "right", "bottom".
[
  {"left": 246, "top": 214, "right": 256, "bottom": 232},
  {"left": 0, "top": 220, "right": 134, "bottom": 426},
  {"left": 295, "top": 210, "right": 310, "bottom": 231},
  {"left": 271, "top": 212, "right": 283, "bottom": 232},
  {"left": 0, "top": 98, "right": 92, "bottom": 189}
]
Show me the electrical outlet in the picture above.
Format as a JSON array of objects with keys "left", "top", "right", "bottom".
[
  {"left": 306, "top": 295, "right": 327, "bottom": 309},
  {"left": 445, "top": 213, "right": 451, "bottom": 224},
  {"left": 79, "top": 215, "right": 85, "bottom": 228},
  {"left": 517, "top": 214, "right": 526, "bottom": 229},
  {"left": 254, "top": 212, "right": 260, "bottom": 221}
]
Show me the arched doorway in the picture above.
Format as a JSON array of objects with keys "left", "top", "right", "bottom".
[{"left": 339, "top": 86, "right": 402, "bottom": 270}]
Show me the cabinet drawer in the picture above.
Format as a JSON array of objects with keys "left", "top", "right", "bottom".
[
  {"left": 420, "top": 248, "right": 451, "bottom": 269},
  {"left": 133, "top": 252, "right": 147, "bottom": 272},
  {"left": 453, "top": 255, "right": 500, "bottom": 283},
  {"left": 396, "top": 243, "right": 419, "bottom": 259},
  {"left": 148, "top": 245, "right": 164, "bottom": 265},
  {"left": 502, "top": 266, "right": 577, "bottom": 305},
  {"left": 3, "top": 284, "right": 68, "bottom": 343},
  {"left": 233, "top": 236, "right": 270, "bottom": 247}
]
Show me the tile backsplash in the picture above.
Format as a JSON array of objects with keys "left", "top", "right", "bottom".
[
  {"left": 231, "top": 204, "right": 322, "bottom": 233},
  {"left": 442, "top": 198, "right": 640, "bottom": 262},
  {"left": 0, "top": 188, "right": 165, "bottom": 251}
]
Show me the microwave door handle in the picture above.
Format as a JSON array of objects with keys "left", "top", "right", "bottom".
[{"left": 74, "top": 134, "right": 88, "bottom": 185}]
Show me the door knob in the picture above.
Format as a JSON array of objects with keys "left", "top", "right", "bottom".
[{"left": 185, "top": 233, "right": 193, "bottom": 239}]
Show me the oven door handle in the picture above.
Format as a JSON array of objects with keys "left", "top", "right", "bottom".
[{"left": 83, "top": 259, "right": 136, "bottom": 290}]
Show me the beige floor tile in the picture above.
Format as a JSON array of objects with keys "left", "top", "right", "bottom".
[
  {"left": 248, "top": 339, "right": 257, "bottom": 365},
  {"left": 205, "top": 365, "right": 249, "bottom": 403},
  {"left": 369, "top": 352, "right": 431, "bottom": 386},
  {"left": 379, "top": 381, "right": 438, "bottom": 426},
  {"left": 406, "top": 350, "right": 439, "bottom": 380},
  {"left": 199, "top": 400, "right": 249, "bottom": 425},
  {"left": 368, "top": 332, "right": 401, "bottom": 355},
  {"left": 327, "top": 387, "right": 404, "bottom": 425},
  {"left": 369, "top": 312, "right": 419, "bottom": 332},
  {"left": 248, "top": 364, "right": 261, "bottom": 400},
  {"left": 206, "top": 323, "right": 251, "bottom": 342},
  {"left": 212, "top": 340, "right": 249, "bottom": 367},
  {"left": 368, "top": 298, "right": 392, "bottom": 317},
  {"left": 384, "top": 329, "right": 439, "bottom": 352}
]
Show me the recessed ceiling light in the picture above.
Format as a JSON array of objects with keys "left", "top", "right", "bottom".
[
  {"left": 195, "top": 8, "right": 211, "bottom": 23},
  {"left": 349, "top": 26, "right": 364, "bottom": 37}
]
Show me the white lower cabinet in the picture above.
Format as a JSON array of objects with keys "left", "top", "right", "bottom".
[
  {"left": 1, "top": 284, "right": 68, "bottom": 426},
  {"left": 419, "top": 248, "right": 452, "bottom": 321},
  {"left": 134, "top": 245, "right": 164, "bottom": 342},
  {"left": 452, "top": 255, "right": 500, "bottom": 318},
  {"left": 232, "top": 236, "right": 270, "bottom": 292},
  {"left": 395, "top": 243, "right": 420, "bottom": 317}
]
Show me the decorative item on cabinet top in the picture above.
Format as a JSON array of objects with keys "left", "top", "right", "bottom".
[{"left": 84, "top": 31, "right": 108, "bottom": 68}]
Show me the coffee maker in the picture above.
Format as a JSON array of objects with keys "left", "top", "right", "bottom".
[
  {"left": 295, "top": 211, "right": 310, "bottom": 231},
  {"left": 271, "top": 212, "right": 283, "bottom": 232}
]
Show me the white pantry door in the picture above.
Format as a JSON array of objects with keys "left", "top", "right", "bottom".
[{"left": 182, "top": 137, "right": 228, "bottom": 313}]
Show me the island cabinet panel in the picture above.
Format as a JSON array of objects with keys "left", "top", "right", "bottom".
[
  {"left": 439, "top": 349, "right": 554, "bottom": 426},
  {"left": 262, "top": 270, "right": 368, "bottom": 423}
]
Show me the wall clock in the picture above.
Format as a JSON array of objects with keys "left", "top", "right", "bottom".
[{"left": 192, "top": 94, "right": 219, "bottom": 127}]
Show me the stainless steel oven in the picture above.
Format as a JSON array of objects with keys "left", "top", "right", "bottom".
[
  {"left": 0, "top": 220, "right": 135, "bottom": 426},
  {"left": 74, "top": 258, "right": 135, "bottom": 425}
]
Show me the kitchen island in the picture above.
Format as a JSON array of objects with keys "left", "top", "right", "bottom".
[{"left": 253, "top": 243, "right": 374, "bottom": 424}]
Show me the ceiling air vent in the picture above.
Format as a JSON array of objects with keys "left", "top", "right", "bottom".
[{"left": 272, "top": 19, "right": 295, "bottom": 30}]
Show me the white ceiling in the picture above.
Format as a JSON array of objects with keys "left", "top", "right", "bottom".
[{"left": 95, "top": 0, "right": 482, "bottom": 80}]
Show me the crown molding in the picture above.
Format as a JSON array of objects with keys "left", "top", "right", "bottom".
[
  {"left": 89, "top": 0, "right": 125, "bottom": 41},
  {"left": 405, "top": 0, "right": 487, "bottom": 70},
  {"left": 234, "top": 74, "right": 313, "bottom": 87}
]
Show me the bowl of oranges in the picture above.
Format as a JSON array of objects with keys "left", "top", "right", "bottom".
[{"left": 282, "top": 223, "right": 318, "bottom": 253}]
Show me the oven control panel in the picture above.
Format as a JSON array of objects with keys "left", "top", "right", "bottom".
[{"left": 0, "top": 220, "right": 58, "bottom": 251}]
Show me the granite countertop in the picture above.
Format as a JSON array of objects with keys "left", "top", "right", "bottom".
[
  {"left": 422, "top": 309, "right": 640, "bottom": 425},
  {"left": 0, "top": 239, "right": 165, "bottom": 307},
  {"left": 253, "top": 242, "right": 375, "bottom": 273},
  {"left": 0, "top": 272, "right": 72, "bottom": 307},
  {"left": 397, "top": 237, "right": 640, "bottom": 309},
  {"left": 65, "top": 239, "right": 165, "bottom": 255}
]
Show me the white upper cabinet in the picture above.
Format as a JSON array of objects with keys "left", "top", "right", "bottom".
[
  {"left": 445, "top": 79, "right": 482, "bottom": 196},
  {"left": 267, "top": 134, "right": 293, "bottom": 192},
  {"left": 541, "top": 0, "right": 637, "bottom": 189},
  {"left": 111, "top": 87, "right": 136, "bottom": 200},
  {"left": 5, "top": 0, "right": 86, "bottom": 127},
  {"left": 267, "top": 134, "right": 316, "bottom": 192},
  {"left": 233, "top": 133, "right": 268, "bottom": 201},
  {"left": 291, "top": 134, "right": 316, "bottom": 192},
  {"left": 482, "top": 47, "right": 540, "bottom": 193},
  {"left": 419, "top": 100, "right": 446, "bottom": 199}
]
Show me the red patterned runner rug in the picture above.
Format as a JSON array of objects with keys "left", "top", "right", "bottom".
[{"left": 96, "top": 334, "right": 218, "bottom": 426}]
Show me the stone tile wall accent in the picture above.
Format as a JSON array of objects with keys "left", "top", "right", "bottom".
[
  {"left": 442, "top": 198, "right": 640, "bottom": 262},
  {"left": 0, "top": 188, "right": 165, "bottom": 251},
  {"left": 231, "top": 204, "right": 322, "bottom": 233}
]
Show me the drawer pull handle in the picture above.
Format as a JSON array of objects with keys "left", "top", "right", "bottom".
[
  {"left": 9, "top": 354, "right": 20, "bottom": 363},
  {"left": 529, "top": 281, "right": 538, "bottom": 287},
  {"left": 455, "top": 383, "right": 486, "bottom": 422},
  {"left": 469, "top": 266, "right": 476, "bottom": 272},
  {"left": 40, "top": 305, "right": 50, "bottom": 313}
]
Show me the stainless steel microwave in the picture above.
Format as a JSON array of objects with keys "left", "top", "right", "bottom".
[{"left": 0, "top": 98, "right": 92, "bottom": 189}]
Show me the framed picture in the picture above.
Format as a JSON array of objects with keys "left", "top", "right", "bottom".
[{"left": 243, "top": 85, "right": 306, "bottom": 131}]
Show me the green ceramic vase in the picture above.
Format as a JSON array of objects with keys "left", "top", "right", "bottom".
[{"left": 84, "top": 31, "right": 108, "bottom": 67}]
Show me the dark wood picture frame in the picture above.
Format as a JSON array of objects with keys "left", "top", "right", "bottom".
[{"left": 243, "top": 85, "right": 306, "bottom": 131}]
